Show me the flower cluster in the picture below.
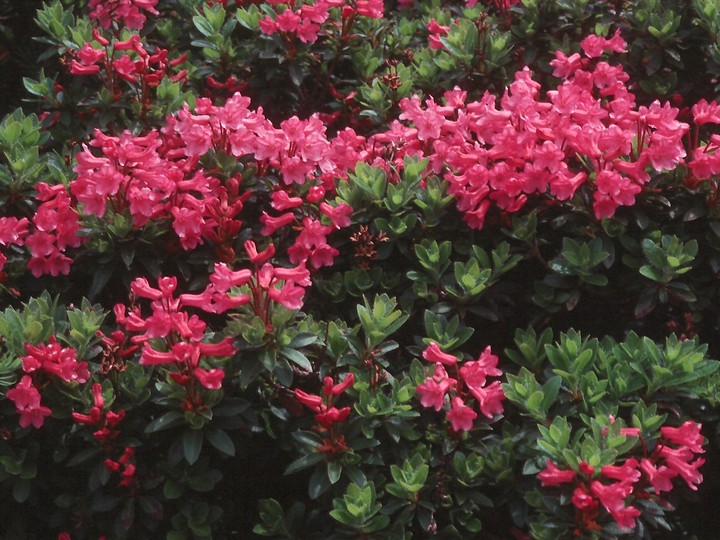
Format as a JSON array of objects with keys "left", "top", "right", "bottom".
[
  {"left": 538, "top": 420, "right": 706, "bottom": 532},
  {"left": 180, "top": 239, "right": 312, "bottom": 326},
  {"left": 26, "top": 183, "right": 82, "bottom": 277},
  {"left": 172, "top": 93, "right": 355, "bottom": 267},
  {"left": 103, "top": 446, "right": 137, "bottom": 488},
  {"left": 69, "top": 30, "right": 186, "bottom": 107},
  {"left": 0, "top": 216, "right": 29, "bottom": 275},
  {"left": 72, "top": 382, "right": 125, "bottom": 447},
  {"left": 115, "top": 276, "right": 236, "bottom": 398},
  {"left": 258, "top": 0, "right": 384, "bottom": 44},
  {"left": 87, "top": 0, "right": 159, "bottom": 31},
  {"left": 295, "top": 372, "right": 355, "bottom": 455},
  {"left": 416, "top": 343, "right": 504, "bottom": 432},
  {"left": 6, "top": 337, "right": 89, "bottom": 429},
  {"left": 361, "top": 31, "right": 688, "bottom": 226}
]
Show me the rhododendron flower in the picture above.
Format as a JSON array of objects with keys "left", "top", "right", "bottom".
[
  {"left": 427, "top": 19, "right": 450, "bottom": 50},
  {"left": 572, "top": 486, "right": 598, "bottom": 511},
  {"left": 323, "top": 373, "right": 355, "bottom": 396},
  {"left": 416, "top": 365, "right": 454, "bottom": 411},
  {"left": 661, "top": 421, "right": 705, "bottom": 454},
  {"left": 692, "top": 98, "right": 720, "bottom": 126},
  {"left": 22, "top": 338, "right": 89, "bottom": 383},
  {"left": 446, "top": 397, "right": 477, "bottom": 432},
  {"left": 88, "top": 0, "right": 159, "bottom": 30},
  {"left": 639, "top": 458, "right": 678, "bottom": 494},
  {"left": 538, "top": 460, "right": 577, "bottom": 486},
  {"left": 580, "top": 29, "right": 627, "bottom": 58},
  {"left": 316, "top": 406, "right": 352, "bottom": 429},
  {"left": 601, "top": 458, "right": 640, "bottom": 484},
  {"left": 590, "top": 481, "right": 640, "bottom": 530},
  {"left": 659, "top": 446, "right": 705, "bottom": 490},
  {"left": 6, "top": 375, "right": 52, "bottom": 429},
  {"left": 422, "top": 342, "right": 459, "bottom": 366}
]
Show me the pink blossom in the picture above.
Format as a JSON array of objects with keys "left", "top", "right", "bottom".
[
  {"left": 6, "top": 376, "right": 52, "bottom": 429},
  {"left": 661, "top": 421, "right": 705, "bottom": 454},
  {"left": 659, "top": 446, "right": 705, "bottom": 490},
  {"left": 295, "top": 388, "right": 323, "bottom": 412},
  {"left": 590, "top": 480, "right": 639, "bottom": 530},
  {"left": 692, "top": 98, "right": 720, "bottom": 126},
  {"left": 88, "top": 0, "right": 158, "bottom": 30},
  {"left": 446, "top": 397, "right": 477, "bottom": 432},
  {"left": 416, "top": 369, "right": 452, "bottom": 411},
  {"left": 538, "top": 460, "right": 577, "bottom": 486},
  {"left": 601, "top": 458, "right": 640, "bottom": 484},
  {"left": 469, "top": 380, "right": 505, "bottom": 418},
  {"left": 319, "top": 202, "right": 353, "bottom": 228},
  {"left": 268, "top": 282, "right": 306, "bottom": 309},
  {"left": 580, "top": 30, "right": 627, "bottom": 58},
  {"left": 427, "top": 19, "right": 449, "bottom": 50},
  {"left": 356, "top": 0, "right": 384, "bottom": 18},
  {"left": 271, "top": 190, "right": 303, "bottom": 211},
  {"left": 323, "top": 373, "right": 355, "bottom": 396},
  {"left": 259, "top": 17, "right": 279, "bottom": 35},
  {"left": 193, "top": 367, "right": 224, "bottom": 390},
  {"left": 276, "top": 9, "right": 301, "bottom": 32},
  {"left": 422, "top": 342, "right": 458, "bottom": 366},
  {"left": 308, "top": 243, "right": 339, "bottom": 268},
  {"left": 260, "top": 212, "right": 295, "bottom": 236},
  {"left": 639, "top": 458, "right": 678, "bottom": 494},
  {"left": 316, "top": 406, "right": 351, "bottom": 429}
]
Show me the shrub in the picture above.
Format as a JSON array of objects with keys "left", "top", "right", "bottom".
[{"left": 0, "top": 0, "right": 719, "bottom": 538}]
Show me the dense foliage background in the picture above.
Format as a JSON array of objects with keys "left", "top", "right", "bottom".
[{"left": 1, "top": 0, "right": 720, "bottom": 538}]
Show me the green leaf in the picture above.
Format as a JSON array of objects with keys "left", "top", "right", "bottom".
[
  {"left": 280, "top": 347, "right": 312, "bottom": 371},
  {"left": 206, "top": 427, "right": 235, "bottom": 457},
  {"left": 183, "top": 429, "right": 204, "bottom": 465},
  {"left": 144, "top": 411, "right": 185, "bottom": 433}
]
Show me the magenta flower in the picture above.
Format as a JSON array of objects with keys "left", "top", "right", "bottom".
[
  {"left": 422, "top": 342, "right": 458, "bottom": 366},
  {"left": 446, "top": 397, "right": 478, "bottom": 432},
  {"left": 538, "top": 460, "right": 577, "bottom": 487}
]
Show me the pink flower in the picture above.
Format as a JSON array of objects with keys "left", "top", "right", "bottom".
[
  {"left": 601, "top": 458, "right": 640, "bottom": 484},
  {"left": 661, "top": 421, "right": 704, "bottom": 454},
  {"left": 590, "top": 480, "right": 639, "bottom": 530},
  {"left": 416, "top": 372, "right": 452, "bottom": 411},
  {"left": 469, "top": 380, "right": 505, "bottom": 418},
  {"left": 260, "top": 212, "right": 295, "bottom": 236},
  {"left": 22, "top": 338, "right": 89, "bottom": 383},
  {"left": 323, "top": 373, "right": 355, "bottom": 396},
  {"left": 356, "top": 0, "right": 384, "bottom": 18},
  {"left": 581, "top": 30, "right": 627, "bottom": 58},
  {"left": 319, "top": 202, "right": 353, "bottom": 228},
  {"left": 295, "top": 388, "right": 323, "bottom": 412},
  {"left": 572, "top": 486, "right": 598, "bottom": 511},
  {"left": 446, "top": 397, "right": 477, "bottom": 432},
  {"left": 276, "top": 9, "right": 301, "bottom": 32},
  {"left": 271, "top": 190, "right": 303, "bottom": 211},
  {"left": 244, "top": 240, "right": 276, "bottom": 264},
  {"left": 639, "top": 458, "right": 678, "bottom": 494},
  {"left": 659, "top": 446, "right": 705, "bottom": 490},
  {"left": 268, "top": 282, "right": 305, "bottom": 309},
  {"left": 316, "top": 406, "right": 351, "bottom": 429},
  {"left": 422, "top": 342, "right": 458, "bottom": 366},
  {"left": 692, "top": 98, "right": 720, "bottom": 126},
  {"left": 193, "top": 367, "right": 224, "bottom": 390},
  {"left": 209, "top": 263, "right": 252, "bottom": 293},
  {"left": 538, "top": 460, "right": 577, "bottom": 486},
  {"left": 6, "top": 376, "right": 52, "bottom": 429},
  {"left": 258, "top": 16, "right": 278, "bottom": 35}
]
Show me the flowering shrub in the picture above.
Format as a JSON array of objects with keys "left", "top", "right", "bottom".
[{"left": 1, "top": 0, "right": 720, "bottom": 539}]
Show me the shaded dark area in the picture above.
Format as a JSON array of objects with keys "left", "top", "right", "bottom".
[{"left": 0, "top": 0, "right": 46, "bottom": 119}]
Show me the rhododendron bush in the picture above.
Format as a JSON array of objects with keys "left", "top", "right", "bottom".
[{"left": 1, "top": 0, "right": 720, "bottom": 538}]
